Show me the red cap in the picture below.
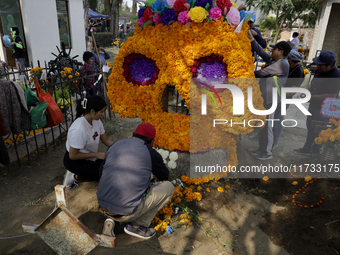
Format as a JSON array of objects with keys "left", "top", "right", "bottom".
[{"left": 134, "top": 123, "right": 156, "bottom": 139}]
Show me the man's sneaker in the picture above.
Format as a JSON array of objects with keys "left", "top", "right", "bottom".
[
  {"left": 249, "top": 149, "right": 261, "bottom": 156},
  {"left": 102, "top": 218, "right": 119, "bottom": 237},
  {"left": 255, "top": 154, "right": 273, "bottom": 160},
  {"left": 249, "top": 133, "right": 259, "bottom": 141},
  {"left": 63, "top": 170, "right": 78, "bottom": 189},
  {"left": 293, "top": 148, "right": 311, "bottom": 156},
  {"left": 124, "top": 222, "right": 156, "bottom": 239}
]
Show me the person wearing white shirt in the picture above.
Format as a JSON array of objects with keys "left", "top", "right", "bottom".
[
  {"left": 63, "top": 96, "right": 114, "bottom": 189},
  {"left": 289, "top": 32, "right": 300, "bottom": 51}
]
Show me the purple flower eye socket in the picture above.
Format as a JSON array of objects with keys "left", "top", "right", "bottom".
[
  {"left": 123, "top": 53, "right": 160, "bottom": 86},
  {"left": 191, "top": 55, "right": 228, "bottom": 91},
  {"left": 197, "top": 61, "right": 227, "bottom": 81},
  {"left": 130, "top": 58, "right": 155, "bottom": 82}
]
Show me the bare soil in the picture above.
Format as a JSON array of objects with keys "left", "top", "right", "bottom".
[{"left": 0, "top": 116, "right": 339, "bottom": 255}]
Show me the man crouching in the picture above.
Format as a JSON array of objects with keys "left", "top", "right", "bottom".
[{"left": 97, "top": 123, "right": 174, "bottom": 239}]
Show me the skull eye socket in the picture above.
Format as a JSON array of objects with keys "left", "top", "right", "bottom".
[
  {"left": 123, "top": 53, "right": 159, "bottom": 86},
  {"left": 191, "top": 54, "right": 228, "bottom": 82}
]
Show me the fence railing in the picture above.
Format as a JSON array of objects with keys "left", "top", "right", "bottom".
[{"left": 0, "top": 60, "right": 111, "bottom": 169}]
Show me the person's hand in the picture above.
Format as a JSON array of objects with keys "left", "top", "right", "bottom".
[
  {"left": 250, "top": 30, "right": 257, "bottom": 36},
  {"left": 96, "top": 152, "right": 106, "bottom": 160},
  {"left": 247, "top": 30, "right": 255, "bottom": 41},
  {"left": 238, "top": 4, "right": 246, "bottom": 11},
  {"left": 11, "top": 41, "right": 16, "bottom": 45}
]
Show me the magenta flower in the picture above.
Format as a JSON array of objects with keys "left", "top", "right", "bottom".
[
  {"left": 208, "top": 7, "right": 222, "bottom": 20},
  {"left": 137, "top": 17, "right": 144, "bottom": 27},
  {"left": 153, "top": 13, "right": 162, "bottom": 25},
  {"left": 178, "top": 11, "right": 191, "bottom": 25}
]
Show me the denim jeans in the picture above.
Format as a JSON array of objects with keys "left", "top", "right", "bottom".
[{"left": 302, "top": 106, "right": 328, "bottom": 154}]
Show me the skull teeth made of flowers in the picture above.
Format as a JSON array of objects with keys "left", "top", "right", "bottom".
[{"left": 107, "top": 5, "right": 265, "bottom": 168}]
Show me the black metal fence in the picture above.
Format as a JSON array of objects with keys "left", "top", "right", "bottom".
[{"left": 0, "top": 60, "right": 111, "bottom": 169}]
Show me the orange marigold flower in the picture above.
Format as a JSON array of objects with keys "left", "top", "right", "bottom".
[
  {"left": 206, "top": 188, "right": 210, "bottom": 192},
  {"left": 174, "top": 197, "right": 181, "bottom": 203},
  {"left": 217, "top": 187, "right": 224, "bottom": 193},
  {"left": 224, "top": 185, "right": 230, "bottom": 189}
]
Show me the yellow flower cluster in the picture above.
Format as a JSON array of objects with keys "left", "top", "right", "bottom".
[
  {"left": 152, "top": 175, "right": 222, "bottom": 231},
  {"left": 29, "top": 67, "right": 44, "bottom": 74},
  {"left": 314, "top": 119, "right": 340, "bottom": 146},
  {"left": 61, "top": 67, "right": 73, "bottom": 78},
  {"left": 105, "top": 62, "right": 112, "bottom": 69},
  {"left": 107, "top": 19, "right": 265, "bottom": 166},
  {"left": 29, "top": 66, "right": 44, "bottom": 83},
  {"left": 302, "top": 66, "right": 309, "bottom": 75}
]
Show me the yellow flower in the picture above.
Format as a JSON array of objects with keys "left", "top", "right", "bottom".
[
  {"left": 262, "top": 176, "right": 269, "bottom": 182},
  {"left": 188, "top": 7, "right": 208, "bottom": 23},
  {"left": 305, "top": 176, "right": 312, "bottom": 182},
  {"left": 197, "top": 186, "right": 201, "bottom": 191},
  {"left": 198, "top": 217, "right": 203, "bottom": 221},
  {"left": 68, "top": 75, "right": 73, "bottom": 79},
  {"left": 292, "top": 181, "right": 298, "bottom": 186},
  {"left": 231, "top": 1, "right": 238, "bottom": 8},
  {"left": 217, "top": 187, "right": 224, "bottom": 193},
  {"left": 225, "top": 185, "right": 230, "bottom": 189},
  {"left": 75, "top": 72, "right": 80, "bottom": 77},
  {"left": 206, "top": 188, "right": 210, "bottom": 192}
]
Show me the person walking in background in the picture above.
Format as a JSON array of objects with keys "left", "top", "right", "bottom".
[
  {"left": 81, "top": 51, "right": 95, "bottom": 96},
  {"left": 273, "top": 50, "right": 305, "bottom": 149},
  {"left": 294, "top": 51, "right": 340, "bottom": 156},
  {"left": 92, "top": 41, "right": 111, "bottom": 98},
  {"left": 289, "top": 32, "right": 299, "bottom": 51},
  {"left": 10, "top": 27, "right": 25, "bottom": 74},
  {"left": 63, "top": 96, "right": 114, "bottom": 189}
]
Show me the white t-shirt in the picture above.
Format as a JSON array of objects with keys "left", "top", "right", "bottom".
[
  {"left": 66, "top": 117, "right": 105, "bottom": 161},
  {"left": 291, "top": 37, "right": 299, "bottom": 51}
]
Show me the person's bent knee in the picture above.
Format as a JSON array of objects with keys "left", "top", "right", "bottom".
[{"left": 159, "top": 181, "right": 175, "bottom": 196}]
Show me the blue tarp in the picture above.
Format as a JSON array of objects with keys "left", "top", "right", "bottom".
[{"left": 86, "top": 8, "right": 109, "bottom": 19}]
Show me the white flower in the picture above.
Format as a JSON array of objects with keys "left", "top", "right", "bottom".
[
  {"left": 157, "top": 149, "right": 164, "bottom": 155},
  {"left": 163, "top": 159, "right": 167, "bottom": 164},
  {"left": 175, "top": 207, "right": 179, "bottom": 214},
  {"left": 161, "top": 150, "right": 169, "bottom": 160},
  {"left": 176, "top": 178, "right": 184, "bottom": 187},
  {"left": 172, "top": 180, "right": 177, "bottom": 185},
  {"left": 169, "top": 151, "right": 178, "bottom": 161},
  {"left": 167, "top": 160, "right": 177, "bottom": 169}
]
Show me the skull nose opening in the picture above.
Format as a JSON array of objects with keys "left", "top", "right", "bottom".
[{"left": 161, "top": 85, "right": 189, "bottom": 115}]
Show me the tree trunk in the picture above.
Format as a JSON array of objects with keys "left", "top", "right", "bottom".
[
  {"left": 104, "top": 0, "right": 110, "bottom": 16},
  {"left": 110, "top": 0, "right": 119, "bottom": 39},
  {"left": 84, "top": 0, "right": 89, "bottom": 37},
  {"left": 132, "top": 0, "right": 137, "bottom": 28},
  {"left": 273, "top": 10, "right": 288, "bottom": 44}
]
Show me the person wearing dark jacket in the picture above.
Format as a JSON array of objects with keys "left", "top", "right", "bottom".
[
  {"left": 97, "top": 123, "right": 174, "bottom": 239},
  {"left": 294, "top": 51, "right": 340, "bottom": 156},
  {"left": 246, "top": 11, "right": 267, "bottom": 61},
  {"left": 10, "top": 27, "right": 25, "bottom": 74}
]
